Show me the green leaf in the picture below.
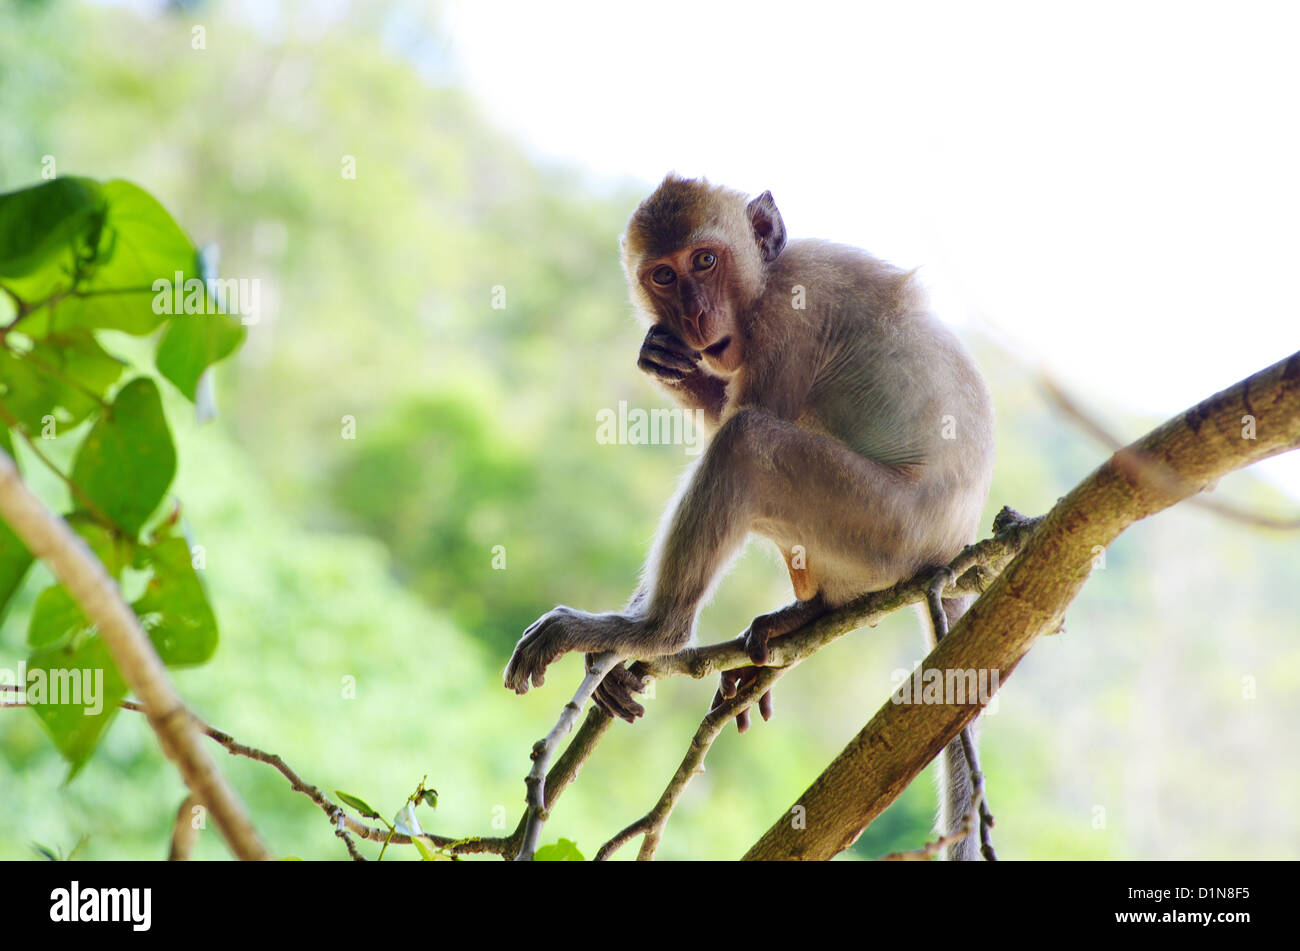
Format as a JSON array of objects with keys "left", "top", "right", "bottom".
[
  {"left": 411, "top": 836, "right": 446, "bottom": 861},
  {"left": 0, "top": 427, "right": 33, "bottom": 621},
  {"left": 534, "top": 837, "right": 584, "bottom": 861},
  {"left": 70, "top": 377, "right": 176, "bottom": 535},
  {"left": 0, "top": 329, "right": 123, "bottom": 431},
  {"left": 0, "top": 177, "right": 106, "bottom": 304},
  {"left": 52, "top": 180, "right": 203, "bottom": 336},
  {"left": 156, "top": 310, "right": 245, "bottom": 401},
  {"left": 65, "top": 512, "right": 132, "bottom": 578},
  {"left": 132, "top": 536, "right": 218, "bottom": 665},
  {"left": 0, "top": 515, "right": 31, "bottom": 620},
  {"left": 335, "top": 790, "right": 382, "bottom": 819},
  {"left": 27, "top": 585, "right": 93, "bottom": 649},
  {"left": 26, "top": 633, "right": 128, "bottom": 777}
]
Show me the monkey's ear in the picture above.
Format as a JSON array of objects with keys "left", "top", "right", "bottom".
[{"left": 746, "top": 190, "right": 786, "bottom": 263}]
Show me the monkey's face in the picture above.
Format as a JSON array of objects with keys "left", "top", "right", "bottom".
[{"left": 639, "top": 244, "right": 744, "bottom": 371}]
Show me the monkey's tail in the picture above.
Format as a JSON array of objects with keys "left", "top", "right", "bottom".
[{"left": 929, "top": 594, "right": 979, "bottom": 861}]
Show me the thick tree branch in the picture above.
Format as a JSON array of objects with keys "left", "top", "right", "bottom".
[
  {"left": 0, "top": 450, "right": 271, "bottom": 861},
  {"left": 743, "top": 349, "right": 1300, "bottom": 860}
]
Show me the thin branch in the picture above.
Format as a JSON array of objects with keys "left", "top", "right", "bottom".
[
  {"left": 0, "top": 282, "right": 30, "bottom": 332},
  {"left": 117, "top": 699, "right": 509, "bottom": 857},
  {"left": 514, "top": 650, "right": 622, "bottom": 861},
  {"left": 168, "top": 794, "right": 200, "bottom": 861},
  {"left": 637, "top": 508, "right": 1041, "bottom": 685},
  {"left": 596, "top": 665, "right": 785, "bottom": 861},
  {"left": 2, "top": 681, "right": 559, "bottom": 860},
  {"left": 0, "top": 449, "right": 270, "bottom": 860}
]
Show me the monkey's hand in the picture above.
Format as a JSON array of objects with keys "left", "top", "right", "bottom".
[
  {"left": 504, "top": 607, "right": 648, "bottom": 694},
  {"left": 591, "top": 658, "right": 651, "bottom": 723},
  {"left": 637, "top": 325, "right": 701, "bottom": 383},
  {"left": 710, "top": 666, "right": 773, "bottom": 733}
]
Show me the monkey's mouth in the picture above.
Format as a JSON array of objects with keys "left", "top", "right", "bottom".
[{"left": 703, "top": 336, "right": 731, "bottom": 358}]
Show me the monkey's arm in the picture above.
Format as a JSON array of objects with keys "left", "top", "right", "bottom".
[{"left": 638, "top": 325, "right": 727, "bottom": 423}]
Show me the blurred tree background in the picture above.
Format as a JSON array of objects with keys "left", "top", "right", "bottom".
[{"left": 1, "top": 0, "right": 1297, "bottom": 860}]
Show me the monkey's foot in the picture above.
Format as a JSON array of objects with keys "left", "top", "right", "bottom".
[
  {"left": 711, "top": 666, "right": 774, "bottom": 733},
  {"left": 592, "top": 659, "right": 651, "bottom": 723}
]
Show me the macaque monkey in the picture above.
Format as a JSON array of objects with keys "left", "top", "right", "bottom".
[{"left": 505, "top": 174, "right": 995, "bottom": 859}]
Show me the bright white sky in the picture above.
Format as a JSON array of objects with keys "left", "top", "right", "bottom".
[{"left": 447, "top": 0, "right": 1300, "bottom": 497}]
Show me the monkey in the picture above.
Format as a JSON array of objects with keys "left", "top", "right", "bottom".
[{"left": 504, "top": 174, "right": 995, "bottom": 859}]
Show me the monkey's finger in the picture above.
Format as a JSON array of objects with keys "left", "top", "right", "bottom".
[
  {"left": 645, "top": 325, "right": 690, "bottom": 347},
  {"left": 503, "top": 654, "right": 527, "bottom": 693},
  {"left": 596, "top": 668, "right": 646, "bottom": 721},
  {"left": 637, "top": 356, "right": 688, "bottom": 381},
  {"left": 593, "top": 685, "right": 639, "bottom": 722},
  {"left": 719, "top": 668, "right": 743, "bottom": 699},
  {"left": 735, "top": 707, "right": 751, "bottom": 733},
  {"left": 646, "top": 330, "right": 701, "bottom": 361},
  {"left": 759, "top": 689, "right": 773, "bottom": 722},
  {"left": 641, "top": 345, "right": 699, "bottom": 373},
  {"left": 597, "top": 685, "right": 643, "bottom": 722}
]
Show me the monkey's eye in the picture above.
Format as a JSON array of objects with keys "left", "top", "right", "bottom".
[
  {"left": 693, "top": 250, "right": 716, "bottom": 271},
  {"left": 651, "top": 265, "right": 676, "bottom": 286}
]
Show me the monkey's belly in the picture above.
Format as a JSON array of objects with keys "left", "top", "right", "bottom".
[{"left": 766, "top": 530, "right": 919, "bottom": 606}]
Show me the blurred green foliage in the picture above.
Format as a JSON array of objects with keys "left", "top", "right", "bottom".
[
  {"left": 0, "top": 174, "right": 244, "bottom": 775},
  {"left": 1, "top": 0, "right": 1298, "bottom": 861}
]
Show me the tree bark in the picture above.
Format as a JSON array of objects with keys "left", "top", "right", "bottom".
[{"left": 744, "top": 350, "right": 1300, "bottom": 860}]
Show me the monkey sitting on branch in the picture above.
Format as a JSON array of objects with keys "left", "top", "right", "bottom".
[{"left": 505, "top": 174, "right": 995, "bottom": 859}]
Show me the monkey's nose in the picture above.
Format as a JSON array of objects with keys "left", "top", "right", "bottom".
[{"left": 681, "top": 301, "right": 706, "bottom": 335}]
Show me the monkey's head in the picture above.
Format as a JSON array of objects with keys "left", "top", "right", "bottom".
[{"left": 621, "top": 174, "right": 786, "bottom": 372}]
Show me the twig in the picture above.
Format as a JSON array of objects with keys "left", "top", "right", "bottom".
[
  {"left": 515, "top": 650, "right": 622, "bottom": 861},
  {"left": 168, "top": 794, "right": 200, "bottom": 861},
  {"left": 596, "top": 665, "right": 785, "bottom": 861},
  {"left": 958, "top": 729, "right": 997, "bottom": 861},
  {"left": 638, "top": 508, "right": 1041, "bottom": 684},
  {"left": 116, "top": 699, "right": 509, "bottom": 857}
]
